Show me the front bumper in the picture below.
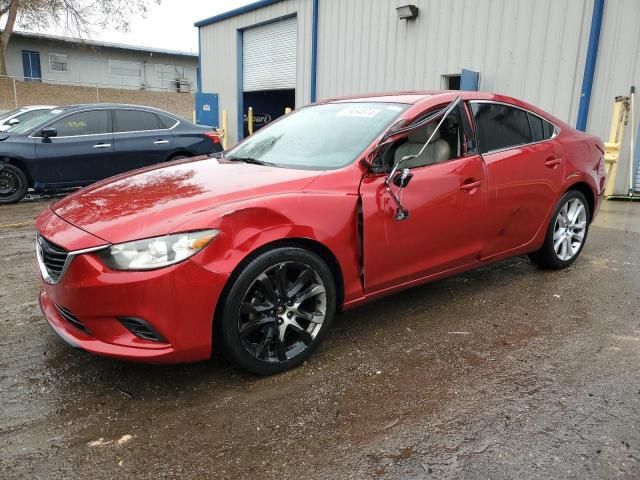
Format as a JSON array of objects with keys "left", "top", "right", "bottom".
[{"left": 36, "top": 212, "right": 228, "bottom": 364}]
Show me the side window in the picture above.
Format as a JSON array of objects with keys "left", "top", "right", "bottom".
[
  {"left": 113, "top": 109, "right": 162, "bottom": 133},
  {"left": 542, "top": 119, "right": 555, "bottom": 139},
  {"left": 157, "top": 113, "right": 178, "bottom": 129},
  {"left": 471, "top": 103, "right": 533, "bottom": 154},
  {"left": 387, "top": 106, "right": 468, "bottom": 170},
  {"left": 527, "top": 112, "right": 556, "bottom": 142},
  {"left": 528, "top": 113, "right": 544, "bottom": 142},
  {"left": 48, "top": 110, "right": 110, "bottom": 137}
]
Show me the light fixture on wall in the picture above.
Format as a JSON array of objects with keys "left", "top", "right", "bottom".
[{"left": 396, "top": 4, "right": 419, "bottom": 20}]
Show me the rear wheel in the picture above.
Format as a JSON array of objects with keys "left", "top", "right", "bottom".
[
  {"left": 218, "top": 247, "right": 336, "bottom": 375},
  {"left": 530, "top": 190, "right": 590, "bottom": 269},
  {"left": 168, "top": 153, "right": 189, "bottom": 162},
  {"left": 0, "top": 164, "right": 28, "bottom": 204}
]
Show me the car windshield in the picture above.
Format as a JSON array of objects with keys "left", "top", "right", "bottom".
[
  {"left": 226, "top": 102, "right": 409, "bottom": 169},
  {"left": 6, "top": 108, "right": 62, "bottom": 134},
  {"left": 0, "top": 108, "right": 24, "bottom": 122}
]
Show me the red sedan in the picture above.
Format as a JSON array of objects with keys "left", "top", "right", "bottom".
[{"left": 36, "top": 91, "right": 605, "bottom": 375}]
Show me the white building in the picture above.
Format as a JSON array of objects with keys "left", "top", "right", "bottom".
[
  {"left": 196, "top": 0, "right": 640, "bottom": 195},
  {"left": 4, "top": 31, "right": 198, "bottom": 92}
]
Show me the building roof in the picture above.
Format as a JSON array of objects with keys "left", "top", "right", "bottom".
[
  {"left": 194, "top": 0, "right": 285, "bottom": 27},
  {"left": 8, "top": 30, "right": 198, "bottom": 58}
]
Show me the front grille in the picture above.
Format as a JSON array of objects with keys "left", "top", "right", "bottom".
[
  {"left": 54, "top": 304, "right": 88, "bottom": 332},
  {"left": 37, "top": 235, "right": 69, "bottom": 282}
]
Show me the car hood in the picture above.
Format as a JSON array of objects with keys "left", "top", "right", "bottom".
[{"left": 51, "top": 156, "right": 323, "bottom": 244}]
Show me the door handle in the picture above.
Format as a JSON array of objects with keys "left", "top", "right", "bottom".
[
  {"left": 92, "top": 143, "right": 111, "bottom": 148},
  {"left": 153, "top": 139, "right": 169, "bottom": 145},
  {"left": 460, "top": 179, "right": 483, "bottom": 192},
  {"left": 545, "top": 156, "right": 561, "bottom": 167}
]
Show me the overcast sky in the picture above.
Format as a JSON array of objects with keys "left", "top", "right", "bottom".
[{"left": 28, "top": 0, "right": 257, "bottom": 54}]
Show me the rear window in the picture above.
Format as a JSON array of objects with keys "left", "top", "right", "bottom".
[{"left": 114, "top": 109, "right": 162, "bottom": 132}]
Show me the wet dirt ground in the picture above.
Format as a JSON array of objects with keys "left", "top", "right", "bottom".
[{"left": 1, "top": 198, "right": 639, "bottom": 479}]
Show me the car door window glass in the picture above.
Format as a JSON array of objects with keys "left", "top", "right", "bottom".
[
  {"left": 157, "top": 113, "right": 178, "bottom": 129},
  {"left": 471, "top": 103, "right": 533, "bottom": 154},
  {"left": 528, "top": 113, "right": 544, "bottom": 142},
  {"left": 542, "top": 119, "right": 555, "bottom": 139},
  {"left": 386, "top": 105, "right": 469, "bottom": 170},
  {"left": 48, "top": 110, "right": 110, "bottom": 137},
  {"left": 114, "top": 110, "right": 162, "bottom": 133}
]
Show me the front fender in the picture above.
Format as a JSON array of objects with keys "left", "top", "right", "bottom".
[{"left": 189, "top": 192, "right": 364, "bottom": 306}]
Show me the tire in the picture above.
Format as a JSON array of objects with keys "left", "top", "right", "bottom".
[
  {"left": 168, "top": 153, "right": 189, "bottom": 162},
  {"left": 0, "top": 164, "right": 28, "bottom": 204},
  {"left": 529, "top": 190, "right": 590, "bottom": 270},
  {"left": 218, "top": 246, "right": 336, "bottom": 375}
]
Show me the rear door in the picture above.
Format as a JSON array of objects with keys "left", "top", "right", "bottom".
[
  {"left": 470, "top": 101, "right": 564, "bottom": 258},
  {"left": 34, "top": 109, "right": 115, "bottom": 186},
  {"left": 112, "top": 108, "right": 175, "bottom": 173}
]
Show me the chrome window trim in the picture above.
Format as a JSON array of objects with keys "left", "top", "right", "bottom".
[
  {"left": 36, "top": 234, "right": 109, "bottom": 285},
  {"left": 469, "top": 100, "right": 561, "bottom": 155},
  {"left": 28, "top": 107, "right": 180, "bottom": 139}
]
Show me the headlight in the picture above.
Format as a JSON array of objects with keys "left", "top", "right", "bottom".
[{"left": 97, "top": 230, "right": 219, "bottom": 271}]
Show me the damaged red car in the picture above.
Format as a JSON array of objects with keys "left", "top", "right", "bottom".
[{"left": 36, "top": 91, "right": 605, "bottom": 375}]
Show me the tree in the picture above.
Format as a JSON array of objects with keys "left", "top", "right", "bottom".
[{"left": 0, "top": 0, "right": 160, "bottom": 76}]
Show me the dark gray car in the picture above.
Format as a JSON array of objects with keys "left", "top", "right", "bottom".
[{"left": 0, "top": 103, "right": 222, "bottom": 204}]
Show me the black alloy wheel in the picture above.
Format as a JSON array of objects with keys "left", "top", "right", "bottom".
[{"left": 219, "top": 247, "right": 336, "bottom": 375}]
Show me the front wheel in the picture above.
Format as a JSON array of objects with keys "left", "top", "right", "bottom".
[
  {"left": 530, "top": 190, "right": 590, "bottom": 269},
  {"left": 0, "top": 164, "right": 28, "bottom": 204},
  {"left": 218, "top": 247, "right": 336, "bottom": 375}
]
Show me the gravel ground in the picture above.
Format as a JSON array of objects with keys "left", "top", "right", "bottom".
[{"left": 0, "top": 198, "right": 639, "bottom": 479}]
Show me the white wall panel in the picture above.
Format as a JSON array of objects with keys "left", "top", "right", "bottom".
[
  {"left": 316, "top": 0, "right": 591, "bottom": 127},
  {"left": 200, "top": 0, "right": 639, "bottom": 185},
  {"left": 199, "top": 0, "right": 311, "bottom": 143},
  {"left": 587, "top": 0, "right": 640, "bottom": 195},
  {"left": 243, "top": 17, "right": 297, "bottom": 91}
]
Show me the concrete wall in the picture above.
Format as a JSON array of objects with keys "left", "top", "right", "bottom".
[
  {"left": 4, "top": 35, "right": 198, "bottom": 92},
  {"left": 0, "top": 77, "right": 195, "bottom": 119},
  {"left": 199, "top": 0, "right": 313, "bottom": 143}
]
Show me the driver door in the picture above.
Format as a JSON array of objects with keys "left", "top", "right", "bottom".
[{"left": 359, "top": 104, "right": 488, "bottom": 293}]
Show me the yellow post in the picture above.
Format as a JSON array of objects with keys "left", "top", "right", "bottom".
[
  {"left": 248, "top": 107, "right": 254, "bottom": 135},
  {"left": 604, "top": 96, "right": 630, "bottom": 197},
  {"left": 285, "top": 107, "right": 292, "bottom": 115},
  {"left": 221, "top": 109, "right": 229, "bottom": 150}
]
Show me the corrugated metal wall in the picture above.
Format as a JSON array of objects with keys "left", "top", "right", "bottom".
[
  {"left": 588, "top": 0, "right": 640, "bottom": 195},
  {"left": 316, "top": 0, "right": 591, "bottom": 126},
  {"left": 199, "top": 0, "right": 640, "bottom": 191},
  {"left": 199, "top": 0, "right": 312, "bottom": 143}
]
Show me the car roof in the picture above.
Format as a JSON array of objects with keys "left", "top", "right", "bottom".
[
  {"left": 61, "top": 103, "right": 178, "bottom": 117},
  {"left": 20, "top": 105, "right": 57, "bottom": 110},
  {"left": 321, "top": 90, "right": 528, "bottom": 105}
]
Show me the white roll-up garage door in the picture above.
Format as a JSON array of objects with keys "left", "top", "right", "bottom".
[{"left": 243, "top": 17, "right": 297, "bottom": 92}]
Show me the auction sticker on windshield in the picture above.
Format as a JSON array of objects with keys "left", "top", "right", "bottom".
[{"left": 336, "top": 107, "right": 382, "bottom": 118}]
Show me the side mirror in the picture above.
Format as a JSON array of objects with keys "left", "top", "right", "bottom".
[
  {"left": 393, "top": 168, "right": 413, "bottom": 188},
  {"left": 40, "top": 127, "right": 57, "bottom": 139},
  {"left": 7, "top": 118, "right": 19, "bottom": 126}
]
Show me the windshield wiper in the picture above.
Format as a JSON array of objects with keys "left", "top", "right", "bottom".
[{"left": 226, "top": 156, "right": 276, "bottom": 167}]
